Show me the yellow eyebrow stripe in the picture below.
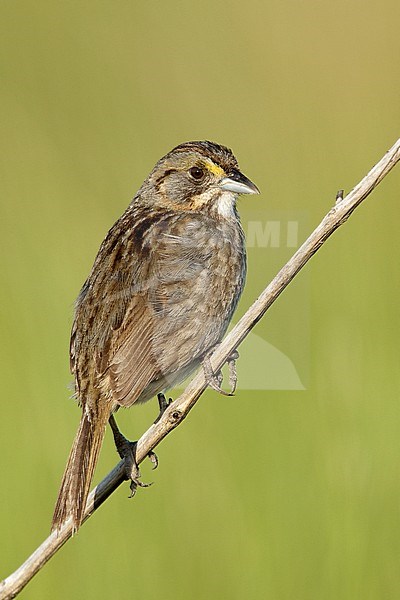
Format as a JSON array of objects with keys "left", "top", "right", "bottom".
[{"left": 204, "top": 160, "right": 225, "bottom": 177}]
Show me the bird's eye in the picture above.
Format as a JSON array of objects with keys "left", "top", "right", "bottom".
[{"left": 189, "top": 166, "right": 205, "bottom": 180}]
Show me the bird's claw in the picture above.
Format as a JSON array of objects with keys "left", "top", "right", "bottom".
[
  {"left": 121, "top": 440, "right": 155, "bottom": 497},
  {"left": 154, "top": 393, "right": 173, "bottom": 423},
  {"left": 109, "top": 415, "right": 156, "bottom": 495},
  {"left": 128, "top": 473, "right": 154, "bottom": 498},
  {"left": 227, "top": 350, "right": 239, "bottom": 394},
  {"left": 148, "top": 450, "right": 159, "bottom": 470},
  {"left": 202, "top": 349, "right": 239, "bottom": 396}
]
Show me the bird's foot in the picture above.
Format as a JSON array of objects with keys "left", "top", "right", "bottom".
[
  {"left": 202, "top": 349, "right": 239, "bottom": 396},
  {"left": 109, "top": 415, "right": 157, "bottom": 497},
  {"left": 227, "top": 349, "right": 239, "bottom": 394},
  {"left": 154, "top": 393, "right": 173, "bottom": 423}
]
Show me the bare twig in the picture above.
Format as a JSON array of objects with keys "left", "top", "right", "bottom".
[{"left": 2, "top": 138, "right": 400, "bottom": 600}]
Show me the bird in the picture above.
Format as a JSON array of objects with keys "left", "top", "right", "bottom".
[{"left": 51, "top": 140, "right": 259, "bottom": 533}]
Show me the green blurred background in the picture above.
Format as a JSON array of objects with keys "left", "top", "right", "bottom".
[{"left": 1, "top": 1, "right": 400, "bottom": 598}]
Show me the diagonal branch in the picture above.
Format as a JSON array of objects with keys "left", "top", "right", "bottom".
[{"left": 2, "top": 138, "right": 400, "bottom": 600}]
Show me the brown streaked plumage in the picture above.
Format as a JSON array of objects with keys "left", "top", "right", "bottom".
[{"left": 52, "top": 141, "right": 259, "bottom": 533}]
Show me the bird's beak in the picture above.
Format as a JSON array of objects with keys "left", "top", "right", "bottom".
[{"left": 219, "top": 169, "right": 260, "bottom": 195}]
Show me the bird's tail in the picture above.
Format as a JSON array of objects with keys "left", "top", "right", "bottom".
[{"left": 51, "top": 407, "right": 109, "bottom": 533}]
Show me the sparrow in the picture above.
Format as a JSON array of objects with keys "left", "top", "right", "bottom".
[{"left": 51, "top": 140, "right": 259, "bottom": 533}]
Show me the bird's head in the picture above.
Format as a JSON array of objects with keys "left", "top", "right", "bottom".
[{"left": 136, "top": 140, "right": 259, "bottom": 217}]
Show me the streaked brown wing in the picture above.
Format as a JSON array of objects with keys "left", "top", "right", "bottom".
[
  {"left": 106, "top": 294, "right": 161, "bottom": 406},
  {"left": 70, "top": 211, "right": 163, "bottom": 406}
]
